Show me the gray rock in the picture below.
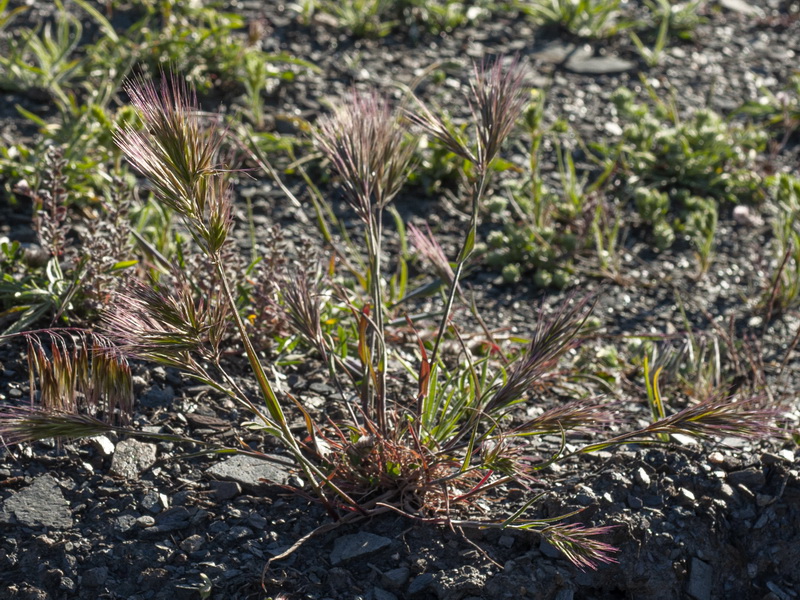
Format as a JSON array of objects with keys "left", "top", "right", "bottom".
[
  {"left": 727, "top": 468, "right": 765, "bottom": 490},
  {"left": 498, "top": 535, "right": 515, "bottom": 549},
  {"left": 687, "top": 558, "right": 713, "bottom": 600},
  {"left": 677, "top": 488, "right": 696, "bottom": 506},
  {"left": 0, "top": 474, "right": 72, "bottom": 529},
  {"left": 136, "top": 515, "right": 155, "bottom": 528},
  {"left": 766, "top": 581, "right": 792, "bottom": 600},
  {"left": 408, "top": 573, "right": 435, "bottom": 596},
  {"left": 141, "top": 491, "right": 162, "bottom": 513},
  {"left": 210, "top": 480, "right": 241, "bottom": 501},
  {"left": 373, "top": 588, "right": 398, "bottom": 600},
  {"left": 381, "top": 567, "right": 410, "bottom": 589},
  {"left": 208, "top": 520, "right": 229, "bottom": 535},
  {"left": 110, "top": 439, "right": 157, "bottom": 479},
  {"left": 139, "top": 507, "right": 192, "bottom": 539},
  {"left": 761, "top": 450, "right": 794, "bottom": 465},
  {"left": 554, "top": 589, "right": 574, "bottom": 600},
  {"left": 627, "top": 494, "right": 644, "bottom": 510},
  {"left": 643, "top": 494, "right": 664, "bottom": 508},
  {"left": 88, "top": 435, "right": 115, "bottom": 457},
  {"left": 719, "top": 483, "right": 735, "bottom": 499},
  {"left": 248, "top": 513, "right": 267, "bottom": 529},
  {"left": 205, "top": 454, "right": 293, "bottom": 492},
  {"left": 330, "top": 532, "right": 392, "bottom": 566},
  {"left": 59, "top": 577, "right": 75, "bottom": 592},
  {"left": 82, "top": 567, "right": 108, "bottom": 587},
  {"left": 539, "top": 538, "right": 562, "bottom": 559},
  {"left": 634, "top": 467, "right": 651, "bottom": 488},
  {"left": 565, "top": 46, "right": 636, "bottom": 74},
  {"left": 223, "top": 526, "right": 253, "bottom": 544},
  {"left": 141, "top": 384, "right": 175, "bottom": 407},
  {"left": 180, "top": 534, "right": 205, "bottom": 554},
  {"left": 113, "top": 513, "right": 138, "bottom": 535},
  {"left": 530, "top": 40, "right": 576, "bottom": 64}
]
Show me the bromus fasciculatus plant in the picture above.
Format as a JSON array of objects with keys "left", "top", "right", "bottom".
[{"left": 0, "top": 63, "right": 781, "bottom": 576}]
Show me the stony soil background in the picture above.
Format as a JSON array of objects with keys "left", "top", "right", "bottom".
[{"left": 1, "top": 1, "right": 800, "bottom": 599}]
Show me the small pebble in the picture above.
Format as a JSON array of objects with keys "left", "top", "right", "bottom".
[
  {"left": 677, "top": 488, "right": 696, "bottom": 506},
  {"left": 498, "top": 535, "right": 515, "bottom": 549},
  {"left": 136, "top": 515, "right": 155, "bottom": 528},
  {"left": 634, "top": 467, "right": 651, "bottom": 488}
]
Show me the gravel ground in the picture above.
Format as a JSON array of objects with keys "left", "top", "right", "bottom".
[{"left": 1, "top": 1, "right": 800, "bottom": 599}]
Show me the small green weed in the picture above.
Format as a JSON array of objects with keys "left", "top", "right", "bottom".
[
  {"left": 736, "top": 74, "right": 800, "bottom": 150},
  {"left": 294, "top": 0, "right": 491, "bottom": 37},
  {"left": 517, "top": 0, "right": 626, "bottom": 38},
  {"left": 602, "top": 85, "right": 766, "bottom": 251},
  {"left": 0, "top": 149, "right": 137, "bottom": 334},
  {"left": 762, "top": 173, "right": 800, "bottom": 319},
  {"left": 629, "top": 0, "right": 704, "bottom": 67}
]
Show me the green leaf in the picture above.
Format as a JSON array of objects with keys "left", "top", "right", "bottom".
[
  {"left": 71, "top": 0, "right": 119, "bottom": 43},
  {"left": 110, "top": 259, "right": 138, "bottom": 271},
  {"left": 15, "top": 105, "right": 47, "bottom": 127}
]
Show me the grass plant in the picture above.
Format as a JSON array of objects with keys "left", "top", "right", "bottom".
[
  {"left": 762, "top": 174, "right": 800, "bottom": 319},
  {"left": 0, "top": 61, "right": 783, "bottom": 577},
  {"left": 736, "top": 74, "right": 800, "bottom": 151},
  {"left": 629, "top": 0, "right": 704, "bottom": 68},
  {"left": 517, "top": 0, "right": 626, "bottom": 38}
]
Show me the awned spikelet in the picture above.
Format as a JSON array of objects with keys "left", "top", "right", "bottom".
[
  {"left": 115, "top": 74, "right": 233, "bottom": 254},
  {"left": 0, "top": 331, "right": 134, "bottom": 446},
  {"left": 314, "top": 91, "right": 416, "bottom": 222}
]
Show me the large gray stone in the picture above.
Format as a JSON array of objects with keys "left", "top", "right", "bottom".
[
  {"left": 0, "top": 474, "right": 72, "bottom": 529},
  {"left": 330, "top": 532, "right": 392, "bottom": 566},
  {"left": 110, "top": 439, "right": 157, "bottom": 479},
  {"left": 688, "top": 558, "right": 713, "bottom": 600},
  {"left": 727, "top": 468, "right": 766, "bottom": 490},
  {"left": 565, "top": 46, "right": 636, "bottom": 74},
  {"left": 205, "top": 454, "right": 293, "bottom": 493}
]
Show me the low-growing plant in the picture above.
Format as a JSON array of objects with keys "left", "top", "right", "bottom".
[
  {"left": 293, "top": 0, "right": 491, "bottom": 37},
  {"left": 0, "top": 0, "right": 82, "bottom": 105},
  {"left": 762, "top": 173, "right": 800, "bottom": 319},
  {"left": 736, "top": 74, "right": 800, "bottom": 151},
  {"left": 590, "top": 198, "right": 626, "bottom": 281},
  {"left": 603, "top": 85, "right": 765, "bottom": 251},
  {"left": 0, "top": 64, "right": 781, "bottom": 578},
  {"left": 609, "top": 85, "right": 766, "bottom": 204},
  {"left": 0, "top": 148, "right": 137, "bottom": 334},
  {"left": 685, "top": 194, "right": 717, "bottom": 276},
  {"left": 629, "top": 0, "right": 704, "bottom": 68},
  {"left": 516, "top": 0, "right": 626, "bottom": 38}
]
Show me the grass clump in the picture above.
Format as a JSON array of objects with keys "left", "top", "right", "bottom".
[
  {"left": 516, "top": 0, "right": 625, "bottom": 38},
  {"left": 762, "top": 173, "right": 800, "bottom": 319},
  {"left": 0, "top": 62, "right": 782, "bottom": 577}
]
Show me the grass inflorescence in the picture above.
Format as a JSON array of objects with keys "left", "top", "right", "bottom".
[{"left": 0, "top": 56, "right": 786, "bottom": 576}]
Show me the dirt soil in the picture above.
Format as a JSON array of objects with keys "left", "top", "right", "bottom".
[{"left": 2, "top": 1, "right": 800, "bottom": 599}]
